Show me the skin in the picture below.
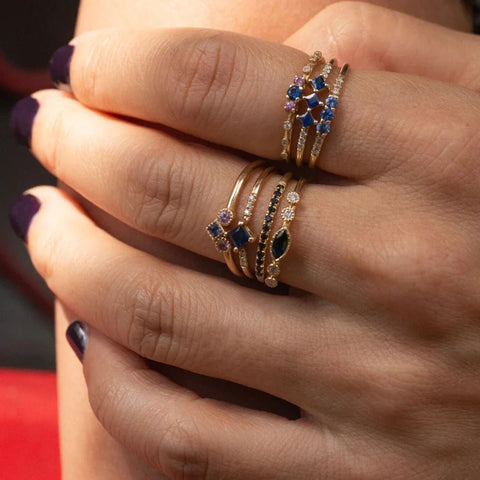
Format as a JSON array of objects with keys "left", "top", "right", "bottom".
[{"left": 32, "top": 1, "right": 473, "bottom": 478}]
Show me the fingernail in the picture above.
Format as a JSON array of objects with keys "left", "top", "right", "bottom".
[
  {"left": 9, "top": 194, "right": 41, "bottom": 243},
  {"left": 49, "top": 44, "right": 74, "bottom": 91},
  {"left": 9, "top": 97, "right": 39, "bottom": 148},
  {"left": 66, "top": 321, "right": 89, "bottom": 363}
]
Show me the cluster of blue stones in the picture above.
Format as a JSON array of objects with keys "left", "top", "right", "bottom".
[
  {"left": 255, "top": 184, "right": 285, "bottom": 278},
  {"left": 317, "top": 95, "right": 338, "bottom": 135}
]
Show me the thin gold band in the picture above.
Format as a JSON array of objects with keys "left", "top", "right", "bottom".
[
  {"left": 265, "top": 178, "right": 305, "bottom": 288},
  {"left": 237, "top": 166, "right": 276, "bottom": 278},
  {"left": 255, "top": 172, "right": 293, "bottom": 282},
  {"left": 206, "top": 160, "right": 264, "bottom": 277}
]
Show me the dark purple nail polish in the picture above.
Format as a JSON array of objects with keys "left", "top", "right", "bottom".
[
  {"left": 49, "top": 44, "right": 74, "bottom": 90},
  {"left": 66, "top": 321, "right": 89, "bottom": 363},
  {"left": 9, "top": 97, "right": 39, "bottom": 148},
  {"left": 9, "top": 194, "right": 41, "bottom": 243}
]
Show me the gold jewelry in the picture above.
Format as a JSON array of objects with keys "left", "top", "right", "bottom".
[
  {"left": 309, "top": 63, "right": 349, "bottom": 168},
  {"left": 295, "top": 59, "right": 335, "bottom": 167},
  {"left": 255, "top": 172, "right": 292, "bottom": 282},
  {"left": 265, "top": 178, "right": 305, "bottom": 288},
  {"left": 236, "top": 166, "right": 276, "bottom": 278},
  {"left": 280, "top": 51, "right": 324, "bottom": 163},
  {"left": 206, "top": 160, "right": 264, "bottom": 277}
]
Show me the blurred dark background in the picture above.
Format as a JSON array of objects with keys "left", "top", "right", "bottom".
[{"left": 0, "top": 1, "right": 80, "bottom": 370}]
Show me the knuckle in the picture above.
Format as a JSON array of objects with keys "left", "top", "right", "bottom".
[
  {"left": 159, "top": 415, "right": 210, "bottom": 480},
  {"left": 166, "top": 31, "right": 247, "bottom": 126},
  {"left": 319, "top": 1, "right": 382, "bottom": 63},
  {"left": 129, "top": 150, "right": 195, "bottom": 242},
  {"left": 123, "top": 274, "right": 187, "bottom": 365}
]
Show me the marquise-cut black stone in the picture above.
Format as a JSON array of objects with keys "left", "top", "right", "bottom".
[
  {"left": 272, "top": 228, "right": 290, "bottom": 260},
  {"left": 227, "top": 225, "right": 252, "bottom": 249}
]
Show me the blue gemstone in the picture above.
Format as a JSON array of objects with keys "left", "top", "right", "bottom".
[
  {"left": 321, "top": 108, "right": 335, "bottom": 121},
  {"left": 326, "top": 96, "right": 339, "bottom": 108},
  {"left": 227, "top": 225, "right": 252, "bottom": 249},
  {"left": 317, "top": 122, "right": 331, "bottom": 134},
  {"left": 311, "top": 76, "right": 326, "bottom": 90},
  {"left": 299, "top": 111, "right": 314, "bottom": 127},
  {"left": 305, "top": 93, "right": 320, "bottom": 109},
  {"left": 271, "top": 228, "right": 290, "bottom": 260},
  {"left": 208, "top": 222, "right": 223, "bottom": 238},
  {"left": 287, "top": 85, "right": 301, "bottom": 100}
]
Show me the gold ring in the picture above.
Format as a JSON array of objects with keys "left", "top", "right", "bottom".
[
  {"left": 206, "top": 160, "right": 264, "bottom": 277},
  {"left": 265, "top": 178, "right": 305, "bottom": 288}
]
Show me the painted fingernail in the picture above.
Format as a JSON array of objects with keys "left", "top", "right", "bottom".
[
  {"left": 9, "top": 97, "right": 39, "bottom": 148},
  {"left": 66, "top": 321, "right": 89, "bottom": 363},
  {"left": 9, "top": 194, "right": 41, "bottom": 243},
  {"left": 49, "top": 44, "right": 74, "bottom": 91}
]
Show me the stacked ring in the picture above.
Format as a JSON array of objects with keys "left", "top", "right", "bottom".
[
  {"left": 265, "top": 178, "right": 305, "bottom": 288},
  {"left": 236, "top": 166, "right": 276, "bottom": 278},
  {"left": 206, "top": 160, "right": 264, "bottom": 277},
  {"left": 255, "top": 172, "right": 293, "bottom": 283},
  {"left": 309, "top": 64, "right": 349, "bottom": 168}
]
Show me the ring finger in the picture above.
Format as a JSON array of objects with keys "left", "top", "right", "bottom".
[{"left": 23, "top": 89, "right": 379, "bottom": 301}]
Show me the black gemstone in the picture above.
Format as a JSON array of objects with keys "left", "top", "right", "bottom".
[
  {"left": 259, "top": 243, "right": 265, "bottom": 251},
  {"left": 268, "top": 206, "right": 276, "bottom": 213},
  {"left": 265, "top": 215, "right": 273, "bottom": 223},
  {"left": 272, "top": 228, "right": 290, "bottom": 260},
  {"left": 262, "top": 225, "right": 270, "bottom": 233},
  {"left": 208, "top": 222, "right": 223, "bottom": 238},
  {"left": 258, "top": 251, "right": 264, "bottom": 259},
  {"left": 256, "top": 258, "right": 264, "bottom": 266},
  {"left": 227, "top": 225, "right": 252, "bottom": 249},
  {"left": 261, "top": 234, "right": 268, "bottom": 241},
  {"left": 274, "top": 191, "right": 282, "bottom": 198},
  {"left": 279, "top": 184, "right": 285, "bottom": 190},
  {"left": 272, "top": 198, "right": 279, "bottom": 205}
]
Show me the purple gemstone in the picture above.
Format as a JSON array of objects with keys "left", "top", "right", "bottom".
[
  {"left": 293, "top": 75, "right": 305, "bottom": 87},
  {"left": 285, "top": 100, "right": 295, "bottom": 112},
  {"left": 215, "top": 238, "right": 230, "bottom": 252},
  {"left": 218, "top": 209, "right": 232, "bottom": 225}
]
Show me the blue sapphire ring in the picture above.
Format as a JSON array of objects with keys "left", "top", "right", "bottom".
[
  {"left": 206, "top": 160, "right": 265, "bottom": 277},
  {"left": 265, "top": 178, "right": 305, "bottom": 288},
  {"left": 309, "top": 63, "right": 349, "bottom": 168}
]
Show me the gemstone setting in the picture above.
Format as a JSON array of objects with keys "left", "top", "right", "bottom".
[
  {"left": 227, "top": 224, "right": 253, "bottom": 250},
  {"left": 207, "top": 221, "right": 223, "bottom": 239},
  {"left": 271, "top": 228, "right": 291, "bottom": 260},
  {"left": 311, "top": 76, "right": 326, "bottom": 90},
  {"left": 298, "top": 112, "right": 315, "bottom": 127},
  {"left": 305, "top": 93, "right": 320, "bottom": 109}
]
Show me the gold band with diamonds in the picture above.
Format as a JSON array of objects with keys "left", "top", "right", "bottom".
[
  {"left": 206, "top": 160, "right": 264, "bottom": 277},
  {"left": 236, "top": 166, "right": 276, "bottom": 278},
  {"left": 280, "top": 51, "right": 324, "bottom": 163},
  {"left": 309, "top": 63, "right": 349, "bottom": 168},
  {"left": 265, "top": 178, "right": 305, "bottom": 288}
]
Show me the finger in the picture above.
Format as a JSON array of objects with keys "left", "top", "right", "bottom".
[
  {"left": 285, "top": 2, "right": 480, "bottom": 91},
  {"left": 79, "top": 324, "right": 335, "bottom": 479},
  {"left": 19, "top": 185, "right": 327, "bottom": 408},
  {"left": 27, "top": 89, "right": 371, "bottom": 298},
  {"left": 50, "top": 27, "right": 480, "bottom": 178}
]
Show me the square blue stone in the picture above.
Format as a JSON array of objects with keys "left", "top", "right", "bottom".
[
  {"left": 311, "top": 76, "right": 326, "bottom": 90},
  {"left": 299, "top": 111, "right": 314, "bottom": 127},
  {"left": 305, "top": 93, "right": 320, "bottom": 109},
  {"left": 207, "top": 221, "right": 223, "bottom": 238},
  {"left": 227, "top": 225, "right": 252, "bottom": 249}
]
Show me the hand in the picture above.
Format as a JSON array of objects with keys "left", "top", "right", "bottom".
[{"left": 10, "top": 8, "right": 480, "bottom": 477}]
